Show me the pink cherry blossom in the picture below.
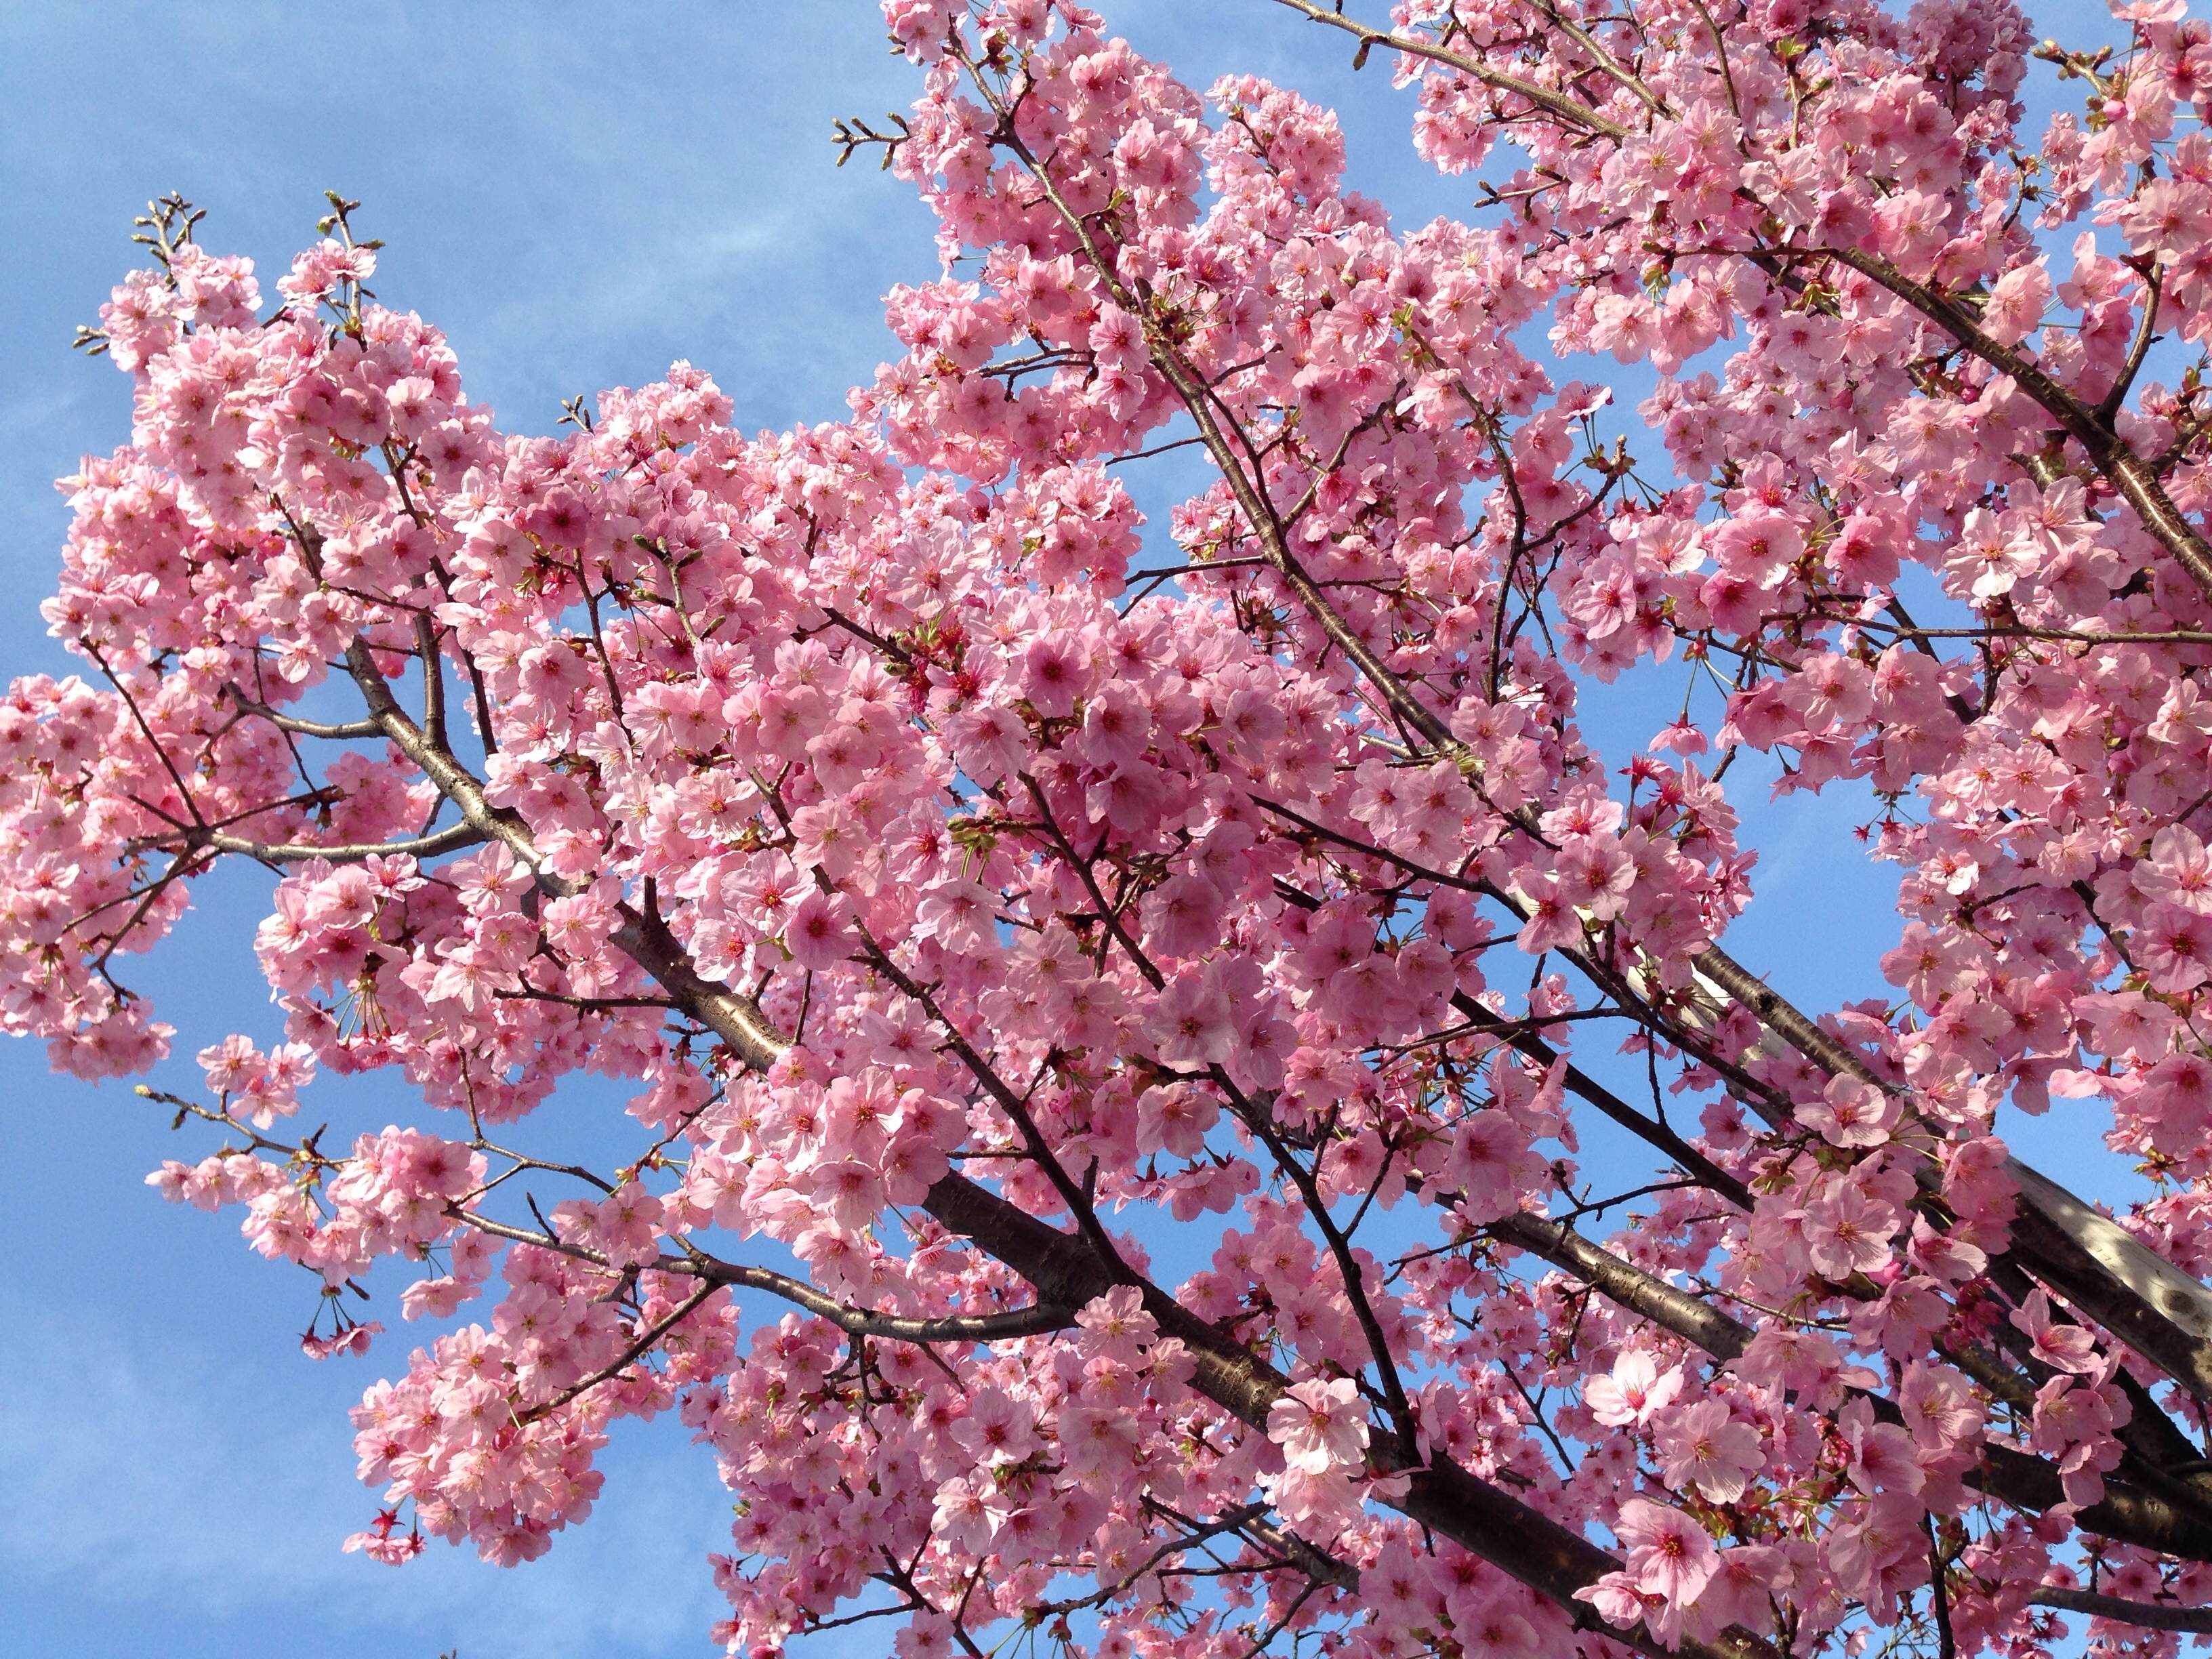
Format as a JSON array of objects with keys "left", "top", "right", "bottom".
[
  {"left": 1614, "top": 1496, "right": 1719, "bottom": 1605},
  {"left": 1266, "top": 1377, "right": 1370, "bottom": 1475},
  {"left": 1585, "top": 1350, "right": 1683, "bottom": 1429},
  {"left": 2010, "top": 1288, "right": 2102, "bottom": 1376},
  {"left": 1798, "top": 1076, "right": 1900, "bottom": 1149},
  {"left": 1655, "top": 1397, "right": 1764, "bottom": 1504}
]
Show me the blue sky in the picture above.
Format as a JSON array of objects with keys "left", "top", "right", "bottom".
[{"left": 0, "top": 3, "right": 2154, "bottom": 1656}]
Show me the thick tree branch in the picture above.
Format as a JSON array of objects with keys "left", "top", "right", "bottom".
[{"left": 2030, "top": 1586, "right": 2212, "bottom": 1633}]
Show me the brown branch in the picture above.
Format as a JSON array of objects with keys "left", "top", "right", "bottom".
[
  {"left": 1489, "top": 1208, "right": 2212, "bottom": 1559},
  {"left": 518, "top": 1279, "right": 716, "bottom": 1423},
  {"left": 182, "top": 820, "right": 485, "bottom": 865},
  {"left": 1820, "top": 245, "right": 2212, "bottom": 605},
  {"left": 1859, "top": 623, "right": 2212, "bottom": 648},
  {"left": 1687, "top": 946, "right": 2212, "bottom": 1406},
  {"left": 2030, "top": 1586, "right": 2212, "bottom": 1634},
  {"left": 1271, "top": 0, "right": 1632, "bottom": 139},
  {"left": 451, "top": 1210, "right": 1076, "bottom": 1346},
  {"left": 223, "top": 682, "right": 383, "bottom": 739}
]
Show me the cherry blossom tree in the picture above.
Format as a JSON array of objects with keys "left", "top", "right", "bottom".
[{"left": 16, "top": 0, "right": 2212, "bottom": 1653}]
